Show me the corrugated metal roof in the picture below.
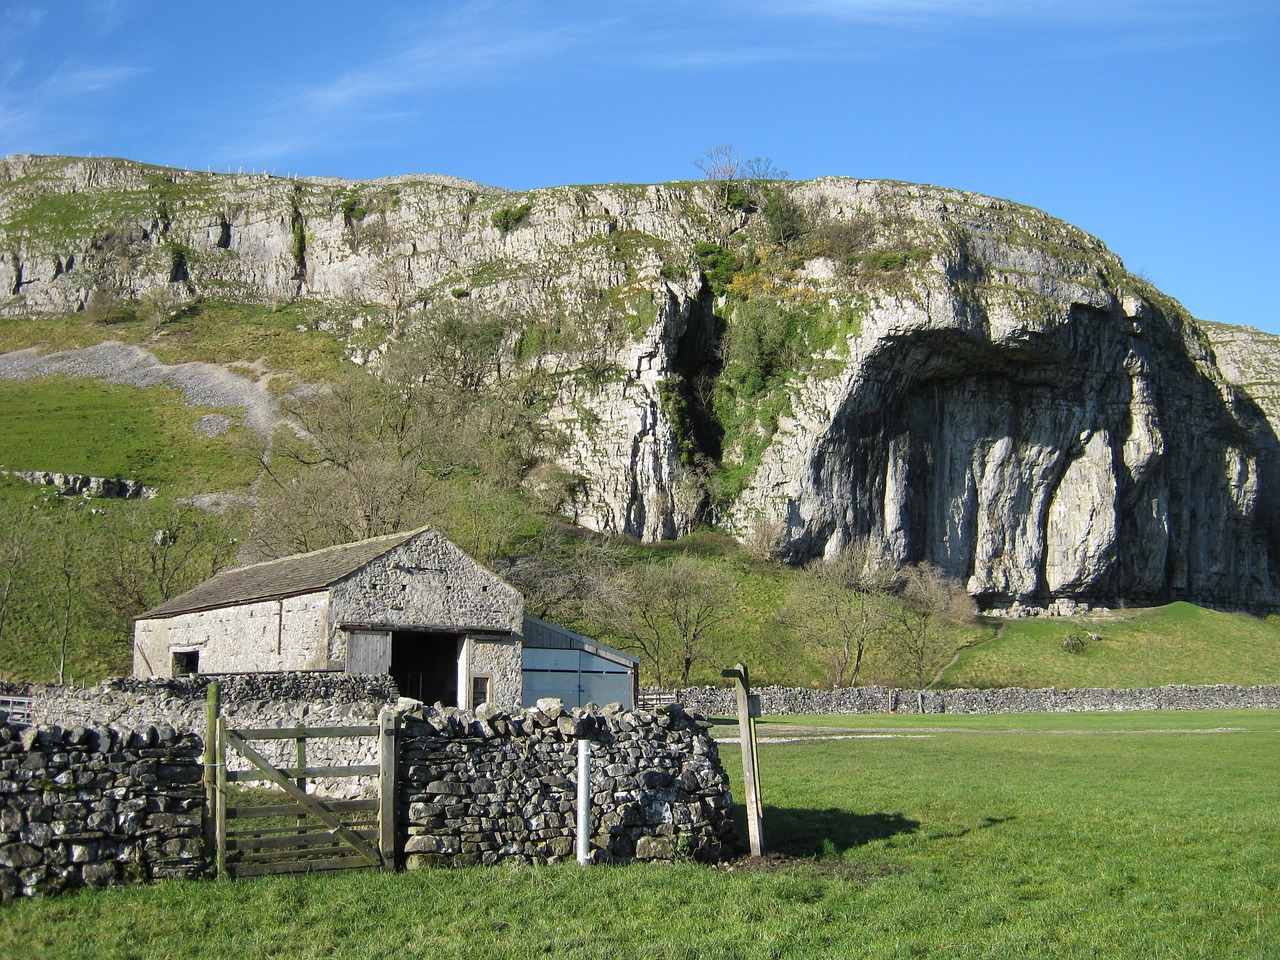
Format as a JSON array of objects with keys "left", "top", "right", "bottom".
[
  {"left": 137, "top": 528, "right": 426, "bottom": 620},
  {"left": 522, "top": 615, "right": 639, "bottom": 667}
]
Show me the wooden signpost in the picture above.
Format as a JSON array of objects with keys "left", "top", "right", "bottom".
[{"left": 723, "top": 662, "right": 764, "bottom": 857}]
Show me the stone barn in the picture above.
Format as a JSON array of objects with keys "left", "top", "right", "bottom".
[{"left": 133, "top": 528, "right": 525, "bottom": 709}]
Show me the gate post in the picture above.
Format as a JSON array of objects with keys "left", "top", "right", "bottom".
[
  {"left": 203, "top": 682, "right": 220, "bottom": 866},
  {"left": 723, "top": 663, "right": 765, "bottom": 857},
  {"left": 378, "top": 707, "right": 399, "bottom": 871}
]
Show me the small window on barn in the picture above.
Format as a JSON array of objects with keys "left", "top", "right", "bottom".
[
  {"left": 172, "top": 651, "right": 199, "bottom": 677},
  {"left": 471, "top": 675, "right": 492, "bottom": 708}
]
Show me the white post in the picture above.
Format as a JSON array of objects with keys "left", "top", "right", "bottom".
[{"left": 576, "top": 738, "right": 592, "bottom": 865}]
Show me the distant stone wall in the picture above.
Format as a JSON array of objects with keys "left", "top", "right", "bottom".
[
  {"left": 654, "top": 683, "right": 1280, "bottom": 716},
  {"left": 398, "top": 699, "right": 739, "bottom": 866},
  {"left": 1, "top": 469, "right": 157, "bottom": 500},
  {"left": 0, "top": 714, "right": 204, "bottom": 900}
]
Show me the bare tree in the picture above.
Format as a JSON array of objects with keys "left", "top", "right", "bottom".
[
  {"left": 888, "top": 562, "right": 969, "bottom": 689},
  {"left": 783, "top": 540, "right": 898, "bottom": 688},
  {"left": 692, "top": 144, "right": 742, "bottom": 182},
  {"left": 743, "top": 156, "right": 788, "bottom": 181},
  {"left": 501, "top": 534, "right": 628, "bottom": 633},
  {"left": 0, "top": 502, "right": 36, "bottom": 649},
  {"left": 92, "top": 501, "right": 239, "bottom": 629},
  {"left": 8, "top": 510, "right": 84, "bottom": 684},
  {"left": 600, "top": 556, "right": 735, "bottom": 688}
]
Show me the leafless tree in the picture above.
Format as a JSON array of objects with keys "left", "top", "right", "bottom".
[
  {"left": 600, "top": 556, "right": 735, "bottom": 688},
  {"left": 888, "top": 562, "right": 971, "bottom": 688},
  {"left": 93, "top": 502, "right": 239, "bottom": 625},
  {"left": 743, "top": 156, "right": 788, "bottom": 181},
  {"left": 692, "top": 144, "right": 743, "bottom": 182},
  {"left": 0, "top": 502, "right": 36, "bottom": 649},
  {"left": 781, "top": 540, "right": 898, "bottom": 687}
]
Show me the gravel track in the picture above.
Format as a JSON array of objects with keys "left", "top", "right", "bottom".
[{"left": 0, "top": 341, "right": 280, "bottom": 437}]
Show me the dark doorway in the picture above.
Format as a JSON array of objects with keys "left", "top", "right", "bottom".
[{"left": 391, "top": 631, "right": 461, "bottom": 706}]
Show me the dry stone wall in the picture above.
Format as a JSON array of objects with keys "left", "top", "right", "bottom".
[
  {"left": 31, "top": 674, "right": 399, "bottom": 799},
  {"left": 12, "top": 674, "right": 739, "bottom": 900},
  {"left": 398, "top": 699, "right": 739, "bottom": 867},
  {"left": 0, "top": 713, "right": 204, "bottom": 900},
  {"left": 658, "top": 683, "right": 1280, "bottom": 716}
]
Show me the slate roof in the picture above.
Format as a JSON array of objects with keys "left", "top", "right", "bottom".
[{"left": 137, "top": 528, "right": 426, "bottom": 620}]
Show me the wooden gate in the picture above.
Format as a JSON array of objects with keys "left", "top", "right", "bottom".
[{"left": 208, "top": 698, "right": 398, "bottom": 879}]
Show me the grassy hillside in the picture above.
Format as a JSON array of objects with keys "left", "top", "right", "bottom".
[
  {"left": 0, "top": 371, "right": 257, "bottom": 682},
  {"left": 1, "top": 291, "right": 1277, "bottom": 689},
  {"left": 0, "top": 378, "right": 262, "bottom": 494},
  {"left": 944, "top": 603, "right": 1280, "bottom": 689}
]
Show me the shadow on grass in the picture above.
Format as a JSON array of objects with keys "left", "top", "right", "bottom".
[
  {"left": 925, "top": 815, "right": 1016, "bottom": 841},
  {"left": 735, "top": 805, "right": 921, "bottom": 858}
]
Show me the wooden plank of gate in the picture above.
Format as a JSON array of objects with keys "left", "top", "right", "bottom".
[
  {"left": 229, "top": 799, "right": 377, "bottom": 820},
  {"left": 228, "top": 828, "right": 380, "bottom": 853},
  {"left": 233, "top": 855, "right": 373, "bottom": 878},
  {"left": 227, "top": 821, "right": 379, "bottom": 842},
  {"left": 234, "top": 844, "right": 371, "bottom": 864},
  {"left": 224, "top": 730, "right": 382, "bottom": 866},
  {"left": 232, "top": 726, "right": 379, "bottom": 740},
  {"left": 226, "top": 764, "right": 379, "bottom": 782}
]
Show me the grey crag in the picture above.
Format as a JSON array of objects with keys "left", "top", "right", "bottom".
[{"left": 3, "top": 154, "right": 1278, "bottom": 608}]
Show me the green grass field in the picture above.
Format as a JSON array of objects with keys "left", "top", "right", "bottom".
[
  {"left": 0, "top": 300, "right": 350, "bottom": 385},
  {"left": 3, "top": 710, "right": 1276, "bottom": 958}
]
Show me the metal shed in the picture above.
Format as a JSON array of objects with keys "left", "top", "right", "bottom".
[{"left": 521, "top": 616, "right": 638, "bottom": 709}]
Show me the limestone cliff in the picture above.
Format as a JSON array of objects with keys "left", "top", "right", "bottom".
[{"left": 3, "top": 154, "right": 1278, "bottom": 608}]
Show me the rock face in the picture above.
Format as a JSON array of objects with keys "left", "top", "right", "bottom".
[
  {"left": 3, "top": 154, "right": 1279, "bottom": 608},
  {"left": 2, "top": 469, "right": 156, "bottom": 499}
]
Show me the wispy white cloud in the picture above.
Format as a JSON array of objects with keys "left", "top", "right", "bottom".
[
  {"left": 1, "top": 3, "right": 45, "bottom": 38},
  {"left": 751, "top": 0, "right": 1222, "bottom": 24},
  {"left": 303, "top": 3, "right": 593, "bottom": 112},
  {"left": 714, "top": 0, "right": 1269, "bottom": 62},
  {"left": 0, "top": 60, "right": 145, "bottom": 156},
  {"left": 228, "top": 3, "right": 601, "bottom": 162}
]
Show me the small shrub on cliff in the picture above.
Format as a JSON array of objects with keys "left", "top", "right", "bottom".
[
  {"left": 693, "top": 242, "right": 740, "bottom": 297},
  {"left": 492, "top": 203, "right": 533, "bottom": 236}
]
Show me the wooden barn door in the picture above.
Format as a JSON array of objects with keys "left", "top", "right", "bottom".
[{"left": 346, "top": 630, "right": 391, "bottom": 675}]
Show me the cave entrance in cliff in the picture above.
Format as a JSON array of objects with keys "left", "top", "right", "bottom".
[{"left": 390, "top": 630, "right": 463, "bottom": 707}]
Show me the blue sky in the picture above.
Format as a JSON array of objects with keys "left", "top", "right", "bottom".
[{"left": 2, "top": 1, "right": 1276, "bottom": 331}]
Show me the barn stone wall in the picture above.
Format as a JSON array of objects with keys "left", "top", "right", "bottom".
[
  {"left": 0, "top": 714, "right": 204, "bottom": 900},
  {"left": 133, "top": 591, "right": 332, "bottom": 677},
  {"left": 655, "top": 683, "right": 1280, "bottom": 716},
  {"left": 467, "top": 637, "right": 522, "bottom": 709},
  {"left": 397, "top": 700, "right": 739, "bottom": 866},
  {"left": 329, "top": 533, "right": 523, "bottom": 638}
]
